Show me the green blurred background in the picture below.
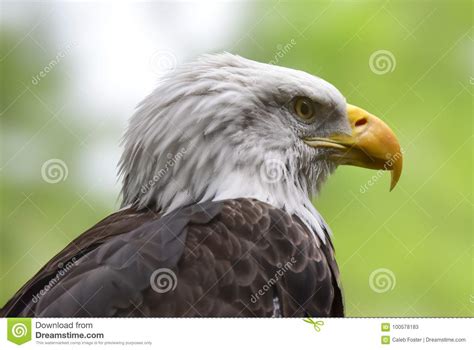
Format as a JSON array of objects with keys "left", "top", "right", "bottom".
[{"left": 1, "top": 1, "right": 472, "bottom": 316}]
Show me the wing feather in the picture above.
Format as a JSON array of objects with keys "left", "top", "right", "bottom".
[{"left": 0, "top": 199, "right": 343, "bottom": 317}]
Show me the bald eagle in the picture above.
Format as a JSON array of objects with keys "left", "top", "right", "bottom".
[{"left": 1, "top": 53, "right": 402, "bottom": 317}]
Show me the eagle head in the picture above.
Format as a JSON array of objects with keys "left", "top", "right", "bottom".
[{"left": 119, "top": 53, "right": 402, "bottom": 241}]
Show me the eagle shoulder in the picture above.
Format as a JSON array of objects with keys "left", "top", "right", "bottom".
[{"left": 1, "top": 199, "right": 343, "bottom": 317}]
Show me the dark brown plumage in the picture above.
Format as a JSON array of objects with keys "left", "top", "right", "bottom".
[{"left": 0, "top": 199, "right": 343, "bottom": 317}]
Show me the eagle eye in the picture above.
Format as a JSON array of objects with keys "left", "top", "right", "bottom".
[{"left": 293, "top": 97, "right": 315, "bottom": 121}]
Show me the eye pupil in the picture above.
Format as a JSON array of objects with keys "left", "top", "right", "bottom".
[{"left": 300, "top": 102, "right": 309, "bottom": 116}]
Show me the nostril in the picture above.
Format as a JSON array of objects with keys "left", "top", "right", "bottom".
[{"left": 355, "top": 118, "right": 367, "bottom": 127}]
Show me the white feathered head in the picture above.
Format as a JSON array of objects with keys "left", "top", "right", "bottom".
[{"left": 119, "top": 53, "right": 402, "bottom": 240}]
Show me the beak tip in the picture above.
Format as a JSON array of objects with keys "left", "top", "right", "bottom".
[{"left": 389, "top": 160, "right": 403, "bottom": 191}]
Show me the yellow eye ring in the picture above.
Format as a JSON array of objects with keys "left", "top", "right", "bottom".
[{"left": 294, "top": 97, "right": 314, "bottom": 120}]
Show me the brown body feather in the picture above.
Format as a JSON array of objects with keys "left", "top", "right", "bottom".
[{"left": 1, "top": 199, "right": 343, "bottom": 317}]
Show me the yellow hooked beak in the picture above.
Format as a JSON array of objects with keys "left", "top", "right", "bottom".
[{"left": 304, "top": 104, "right": 403, "bottom": 190}]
